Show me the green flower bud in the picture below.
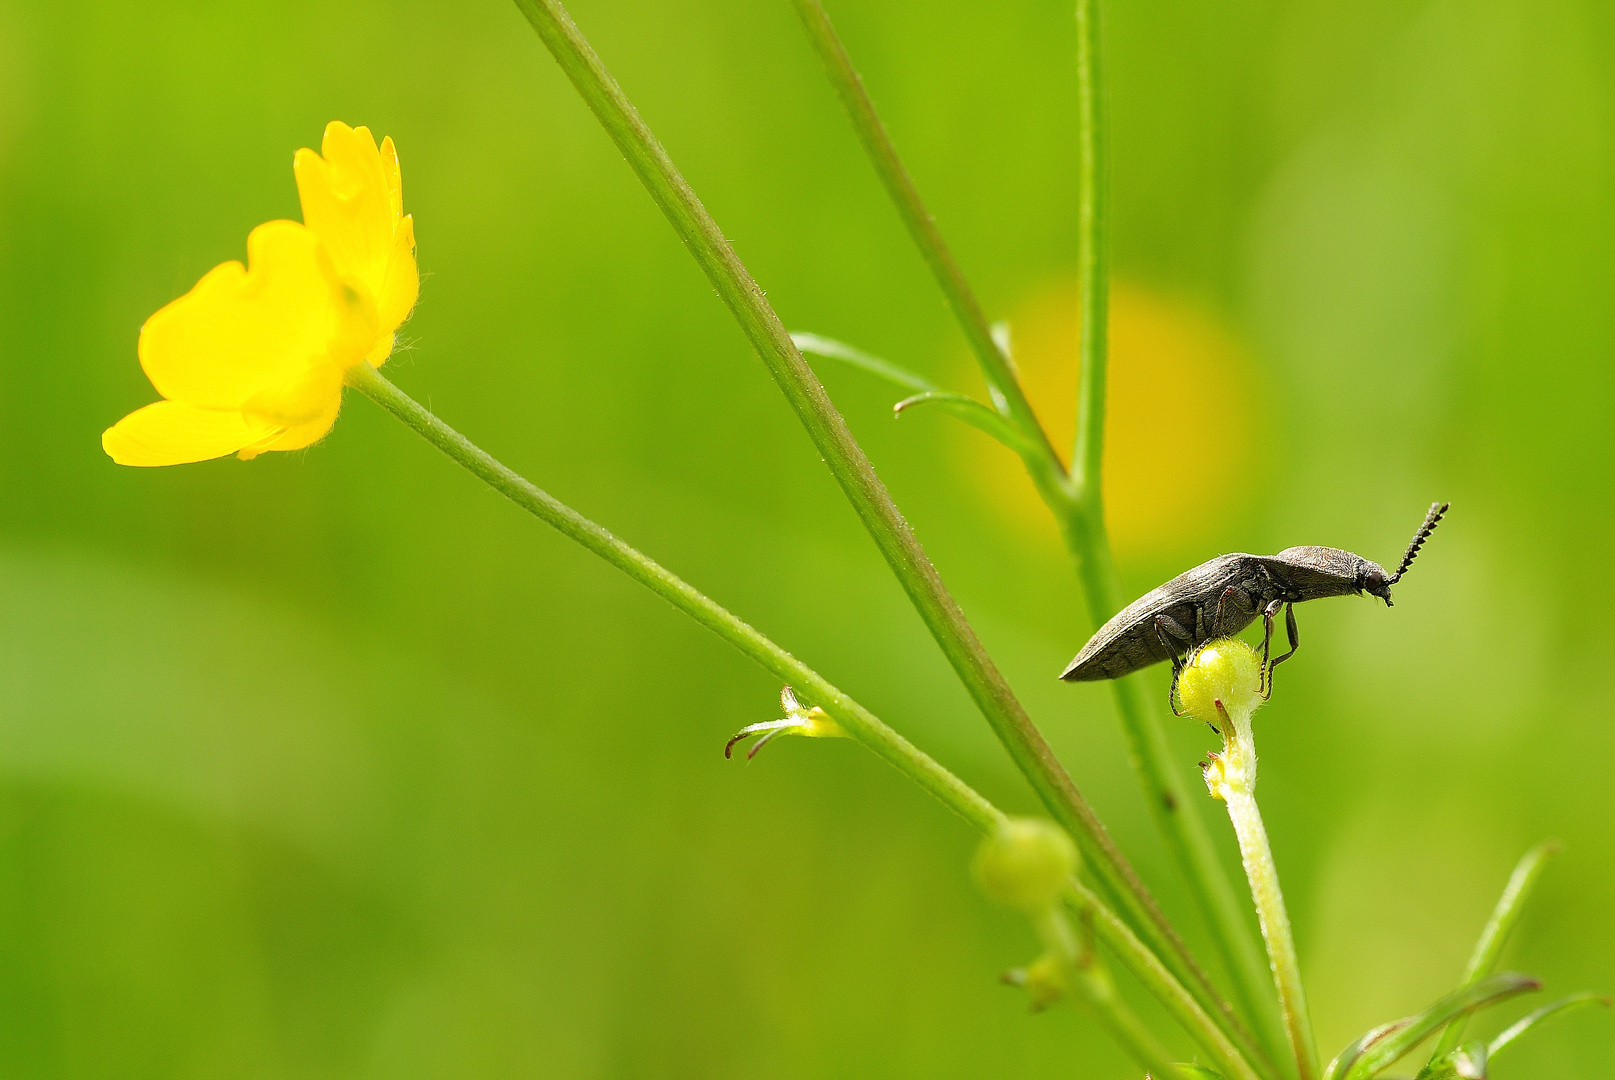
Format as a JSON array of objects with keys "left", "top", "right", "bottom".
[
  {"left": 1175, "top": 637, "right": 1264, "bottom": 727},
  {"left": 973, "top": 817, "right": 1079, "bottom": 914}
]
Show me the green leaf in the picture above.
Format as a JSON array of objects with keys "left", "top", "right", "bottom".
[
  {"left": 1326, "top": 972, "right": 1539, "bottom": 1080},
  {"left": 1150, "top": 1067, "right": 1224, "bottom": 1080},
  {"left": 893, "top": 392, "right": 1039, "bottom": 456},
  {"left": 1428, "top": 841, "right": 1560, "bottom": 1066},
  {"left": 790, "top": 332, "right": 937, "bottom": 394},
  {"left": 1487, "top": 992, "right": 1610, "bottom": 1061}
]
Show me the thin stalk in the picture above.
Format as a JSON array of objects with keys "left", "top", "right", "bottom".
[
  {"left": 348, "top": 363, "right": 1257, "bottom": 1078},
  {"left": 511, "top": 0, "right": 1192, "bottom": 1006},
  {"left": 779, "top": 1, "right": 1272, "bottom": 1064},
  {"left": 1207, "top": 705, "right": 1319, "bottom": 1080},
  {"left": 1069, "top": 881, "right": 1265, "bottom": 1080},
  {"left": 786, "top": 0, "right": 1058, "bottom": 462},
  {"left": 1032, "top": 908, "right": 1186, "bottom": 1080},
  {"left": 1069, "top": 0, "right": 1289, "bottom": 1058},
  {"left": 346, "top": 364, "right": 996, "bottom": 831}
]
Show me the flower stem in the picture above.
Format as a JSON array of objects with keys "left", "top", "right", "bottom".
[
  {"left": 348, "top": 363, "right": 1258, "bottom": 1080},
  {"left": 1031, "top": 908, "right": 1186, "bottom": 1080},
  {"left": 1067, "top": 0, "right": 1289, "bottom": 1060},
  {"left": 1068, "top": 881, "right": 1264, "bottom": 1080},
  {"left": 345, "top": 363, "right": 995, "bottom": 831},
  {"left": 1207, "top": 709, "right": 1319, "bottom": 1080},
  {"left": 511, "top": 0, "right": 1189, "bottom": 1000}
]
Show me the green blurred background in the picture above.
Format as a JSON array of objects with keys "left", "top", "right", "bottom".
[{"left": 2, "top": 0, "right": 1612, "bottom": 1075}]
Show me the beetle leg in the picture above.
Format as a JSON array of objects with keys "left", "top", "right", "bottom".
[
  {"left": 1258, "top": 599, "right": 1283, "bottom": 693},
  {"left": 1261, "top": 603, "right": 1301, "bottom": 699},
  {"left": 1154, "top": 615, "right": 1194, "bottom": 717},
  {"left": 1214, "top": 586, "right": 1240, "bottom": 635}
]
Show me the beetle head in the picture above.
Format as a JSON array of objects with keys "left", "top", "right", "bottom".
[{"left": 1359, "top": 561, "right": 1394, "bottom": 606}]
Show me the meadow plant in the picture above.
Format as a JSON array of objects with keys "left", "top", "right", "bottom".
[{"left": 102, "top": 1, "right": 1604, "bottom": 1076}]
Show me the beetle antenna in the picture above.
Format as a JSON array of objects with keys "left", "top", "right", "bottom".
[{"left": 1387, "top": 501, "right": 1449, "bottom": 584}]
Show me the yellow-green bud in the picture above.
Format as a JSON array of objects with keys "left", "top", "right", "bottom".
[
  {"left": 973, "top": 817, "right": 1079, "bottom": 914},
  {"left": 1175, "top": 637, "right": 1264, "bottom": 727}
]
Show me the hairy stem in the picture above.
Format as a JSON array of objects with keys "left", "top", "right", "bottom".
[
  {"left": 511, "top": 0, "right": 1187, "bottom": 999},
  {"left": 348, "top": 363, "right": 1257, "bottom": 1078},
  {"left": 1206, "top": 710, "right": 1319, "bottom": 1080}
]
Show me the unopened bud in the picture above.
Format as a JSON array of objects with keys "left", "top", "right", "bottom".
[
  {"left": 1175, "top": 637, "right": 1264, "bottom": 727},
  {"left": 973, "top": 817, "right": 1079, "bottom": 914}
]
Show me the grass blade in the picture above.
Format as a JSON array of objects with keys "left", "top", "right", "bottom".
[
  {"left": 893, "top": 392, "right": 1038, "bottom": 455},
  {"left": 1428, "top": 841, "right": 1559, "bottom": 1065},
  {"left": 1335, "top": 972, "right": 1539, "bottom": 1080},
  {"left": 1487, "top": 992, "right": 1610, "bottom": 1060},
  {"left": 791, "top": 332, "right": 938, "bottom": 394}
]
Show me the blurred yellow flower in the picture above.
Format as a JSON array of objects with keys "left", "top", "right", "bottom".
[
  {"left": 103, "top": 122, "right": 417, "bottom": 467},
  {"left": 958, "top": 280, "right": 1260, "bottom": 560}
]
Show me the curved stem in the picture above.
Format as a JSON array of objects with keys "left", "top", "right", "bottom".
[
  {"left": 511, "top": 0, "right": 1187, "bottom": 1005},
  {"left": 348, "top": 363, "right": 1257, "bottom": 1079},
  {"left": 346, "top": 364, "right": 996, "bottom": 831}
]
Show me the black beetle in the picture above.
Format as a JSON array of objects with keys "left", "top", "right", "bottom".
[{"left": 1060, "top": 502, "right": 1449, "bottom": 706}]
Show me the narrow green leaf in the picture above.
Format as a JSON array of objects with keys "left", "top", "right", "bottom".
[
  {"left": 893, "top": 392, "right": 1039, "bottom": 456},
  {"left": 1333, "top": 973, "right": 1539, "bottom": 1080},
  {"left": 1487, "top": 992, "right": 1610, "bottom": 1060},
  {"left": 1429, "top": 841, "right": 1560, "bottom": 1066},
  {"left": 790, "top": 332, "right": 937, "bottom": 394},
  {"left": 1151, "top": 1067, "right": 1224, "bottom": 1080}
]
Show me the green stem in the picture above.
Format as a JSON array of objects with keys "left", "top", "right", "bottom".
[
  {"left": 1208, "top": 711, "right": 1319, "bottom": 1080},
  {"left": 1031, "top": 908, "right": 1186, "bottom": 1080},
  {"left": 786, "top": 0, "right": 1059, "bottom": 463},
  {"left": 348, "top": 363, "right": 1256, "bottom": 1078},
  {"left": 1069, "top": 882, "right": 1265, "bottom": 1080},
  {"left": 1067, "top": 0, "right": 1288, "bottom": 1060},
  {"left": 512, "top": 0, "right": 1185, "bottom": 1003},
  {"left": 346, "top": 364, "right": 996, "bottom": 832}
]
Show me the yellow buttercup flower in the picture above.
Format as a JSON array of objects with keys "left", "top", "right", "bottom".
[
  {"left": 103, "top": 122, "right": 418, "bottom": 467},
  {"left": 294, "top": 122, "right": 418, "bottom": 365}
]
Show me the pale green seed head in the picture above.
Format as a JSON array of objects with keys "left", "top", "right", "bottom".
[
  {"left": 1176, "top": 637, "right": 1264, "bottom": 726},
  {"left": 972, "top": 817, "right": 1079, "bottom": 914}
]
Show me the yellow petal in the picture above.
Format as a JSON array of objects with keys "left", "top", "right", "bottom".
[
  {"left": 295, "top": 122, "right": 418, "bottom": 356},
  {"left": 102, "top": 400, "right": 280, "bottom": 467},
  {"left": 138, "top": 220, "right": 376, "bottom": 410},
  {"left": 238, "top": 382, "right": 344, "bottom": 458}
]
